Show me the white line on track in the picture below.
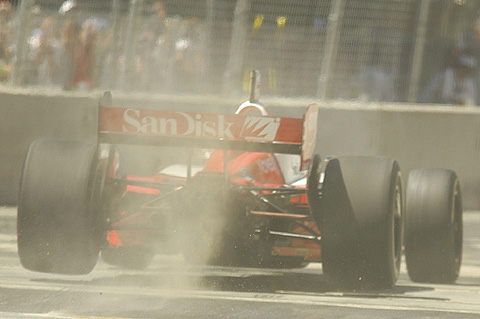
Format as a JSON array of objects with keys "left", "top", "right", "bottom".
[
  {"left": 0, "top": 312, "right": 127, "bottom": 319},
  {"left": 1, "top": 280, "right": 480, "bottom": 316}
]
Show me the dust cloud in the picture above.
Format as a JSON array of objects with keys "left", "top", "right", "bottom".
[{"left": 100, "top": 145, "right": 238, "bottom": 292}]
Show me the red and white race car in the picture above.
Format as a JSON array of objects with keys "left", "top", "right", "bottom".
[{"left": 17, "top": 72, "right": 463, "bottom": 290}]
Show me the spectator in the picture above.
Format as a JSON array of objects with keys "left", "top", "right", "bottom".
[
  {"left": 172, "top": 16, "right": 206, "bottom": 93},
  {"left": 419, "top": 53, "right": 478, "bottom": 106},
  {"left": 458, "top": 17, "right": 480, "bottom": 105},
  {"left": 59, "top": 18, "right": 80, "bottom": 90},
  {"left": 148, "top": 1, "right": 168, "bottom": 36},
  {"left": 134, "top": 30, "right": 158, "bottom": 91},
  {"left": 134, "top": 1, "right": 171, "bottom": 91},
  {"left": 0, "top": 0, "right": 14, "bottom": 36},
  {"left": 72, "top": 19, "right": 97, "bottom": 90},
  {"left": 458, "top": 17, "right": 480, "bottom": 56},
  {"left": 0, "top": 31, "right": 10, "bottom": 82},
  {"left": 357, "top": 51, "right": 395, "bottom": 102},
  {"left": 0, "top": 1, "right": 13, "bottom": 82},
  {"left": 29, "top": 17, "right": 59, "bottom": 86},
  {"left": 99, "top": 26, "right": 124, "bottom": 89},
  {"left": 0, "top": 0, "right": 13, "bottom": 50}
]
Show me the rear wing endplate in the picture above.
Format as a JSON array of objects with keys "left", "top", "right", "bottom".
[{"left": 98, "top": 96, "right": 318, "bottom": 171}]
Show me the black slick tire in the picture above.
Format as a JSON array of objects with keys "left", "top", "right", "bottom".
[
  {"left": 17, "top": 139, "right": 103, "bottom": 275},
  {"left": 405, "top": 168, "right": 463, "bottom": 284},
  {"left": 318, "top": 156, "right": 404, "bottom": 290}
]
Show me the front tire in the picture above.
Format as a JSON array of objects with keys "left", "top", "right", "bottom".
[
  {"left": 317, "top": 156, "right": 404, "bottom": 290},
  {"left": 405, "top": 168, "right": 463, "bottom": 284}
]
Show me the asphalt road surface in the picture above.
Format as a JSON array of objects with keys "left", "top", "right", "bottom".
[{"left": 1, "top": 207, "right": 480, "bottom": 319}]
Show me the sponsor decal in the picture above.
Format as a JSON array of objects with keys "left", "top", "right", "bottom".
[
  {"left": 100, "top": 106, "right": 303, "bottom": 144},
  {"left": 122, "top": 109, "right": 235, "bottom": 139},
  {"left": 240, "top": 116, "right": 280, "bottom": 141}
]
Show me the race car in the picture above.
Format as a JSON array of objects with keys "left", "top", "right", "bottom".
[{"left": 17, "top": 71, "right": 463, "bottom": 290}]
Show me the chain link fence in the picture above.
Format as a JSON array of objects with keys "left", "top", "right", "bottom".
[{"left": 1, "top": 0, "right": 480, "bottom": 103}]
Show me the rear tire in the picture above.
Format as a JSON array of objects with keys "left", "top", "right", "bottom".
[
  {"left": 17, "top": 139, "right": 104, "bottom": 275},
  {"left": 318, "top": 156, "right": 404, "bottom": 290},
  {"left": 405, "top": 168, "right": 463, "bottom": 284}
]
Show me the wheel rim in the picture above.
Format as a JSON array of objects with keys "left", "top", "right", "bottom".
[
  {"left": 392, "top": 174, "right": 403, "bottom": 274},
  {"left": 306, "top": 154, "right": 322, "bottom": 216},
  {"left": 452, "top": 181, "right": 463, "bottom": 275}
]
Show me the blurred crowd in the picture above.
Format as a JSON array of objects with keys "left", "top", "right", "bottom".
[
  {"left": 0, "top": 0, "right": 207, "bottom": 93},
  {"left": 415, "top": 17, "right": 480, "bottom": 107},
  {"left": 2, "top": 0, "right": 480, "bottom": 106},
  {"left": 0, "top": 1, "right": 13, "bottom": 82},
  {"left": 355, "top": 22, "right": 480, "bottom": 107}
]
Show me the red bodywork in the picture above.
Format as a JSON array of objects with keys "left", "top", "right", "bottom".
[
  {"left": 99, "top": 103, "right": 322, "bottom": 265},
  {"left": 106, "top": 150, "right": 322, "bottom": 263}
]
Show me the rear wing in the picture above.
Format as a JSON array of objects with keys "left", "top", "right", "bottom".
[{"left": 98, "top": 95, "right": 318, "bottom": 171}]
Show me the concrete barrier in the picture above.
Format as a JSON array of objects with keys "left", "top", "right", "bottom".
[
  {"left": 314, "top": 104, "right": 480, "bottom": 210},
  {"left": 1, "top": 87, "right": 479, "bottom": 209}
]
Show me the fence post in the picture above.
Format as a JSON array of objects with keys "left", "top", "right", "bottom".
[
  {"left": 9, "top": 0, "right": 34, "bottom": 86},
  {"left": 317, "top": 0, "right": 345, "bottom": 100},
  {"left": 408, "top": 0, "right": 431, "bottom": 103},
  {"left": 204, "top": 0, "right": 215, "bottom": 93},
  {"left": 120, "top": 0, "right": 143, "bottom": 91},
  {"left": 223, "top": 0, "right": 250, "bottom": 96},
  {"left": 105, "top": 0, "right": 122, "bottom": 89}
]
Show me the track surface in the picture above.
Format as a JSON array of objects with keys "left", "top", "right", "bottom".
[{"left": 1, "top": 207, "right": 480, "bottom": 318}]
